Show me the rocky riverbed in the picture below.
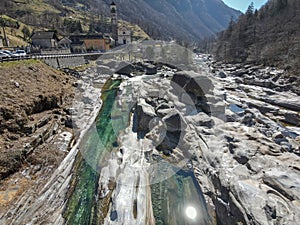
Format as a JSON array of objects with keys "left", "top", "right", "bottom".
[
  {"left": 81, "top": 55, "right": 300, "bottom": 224},
  {"left": 194, "top": 55, "right": 300, "bottom": 224},
  {"left": 1, "top": 54, "right": 299, "bottom": 225},
  {"left": 94, "top": 55, "right": 300, "bottom": 224}
]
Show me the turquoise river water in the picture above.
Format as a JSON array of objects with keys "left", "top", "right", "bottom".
[{"left": 63, "top": 78, "right": 211, "bottom": 225}]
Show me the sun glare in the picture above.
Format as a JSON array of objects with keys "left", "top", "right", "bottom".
[{"left": 185, "top": 206, "right": 197, "bottom": 220}]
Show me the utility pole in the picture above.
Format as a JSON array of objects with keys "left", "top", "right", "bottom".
[
  {"left": 2, "top": 21, "right": 9, "bottom": 47},
  {"left": 0, "top": 15, "right": 8, "bottom": 47}
]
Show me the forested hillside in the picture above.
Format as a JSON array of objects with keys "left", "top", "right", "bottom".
[{"left": 213, "top": 0, "right": 300, "bottom": 74}]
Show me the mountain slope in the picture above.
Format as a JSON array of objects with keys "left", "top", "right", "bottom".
[
  {"left": 101, "top": 0, "right": 241, "bottom": 42},
  {"left": 213, "top": 0, "right": 300, "bottom": 74},
  {"left": 1, "top": 0, "right": 241, "bottom": 43},
  {"left": 0, "top": 0, "right": 149, "bottom": 41},
  {"left": 59, "top": 0, "right": 241, "bottom": 42}
]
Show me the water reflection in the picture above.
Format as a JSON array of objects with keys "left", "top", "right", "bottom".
[
  {"left": 185, "top": 206, "right": 197, "bottom": 220},
  {"left": 150, "top": 158, "right": 212, "bottom": 225}
]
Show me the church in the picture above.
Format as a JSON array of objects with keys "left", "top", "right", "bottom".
[{"left": 110, "top": 1, "right": 132, "bottom": 46}]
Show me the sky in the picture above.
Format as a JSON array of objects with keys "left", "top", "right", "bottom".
[{"left": 222, "top": 0, "right": 269, "bottom": 13}]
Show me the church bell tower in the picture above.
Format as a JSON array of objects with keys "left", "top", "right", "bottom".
[{"left": 110, "top": 1, "right": 118, "bottom": 45}]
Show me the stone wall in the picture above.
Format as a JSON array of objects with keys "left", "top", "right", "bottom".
[
  {"left": 41, "top": 49, "right": 71, "bottom": 55},
  {"left": 43, "top": 56, "right": 87, "bottom": 69}
]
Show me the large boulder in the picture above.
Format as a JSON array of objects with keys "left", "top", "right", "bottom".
[
  {"left": 116, "top": 63, "right": 135, "bottom": 76},
  {"left": 135, "top": 99, "right": 156, "bottom": 132},
  {"left": 185, "top": 75, "right": 213, "bottom": 96},
  {"left": 172, "top": 71, "right": 213, "bottom": 94},
  {"left": 155, "top": 111, "right": 187, "bottom": 155},
  {"left": 163, "top": 111, "right": 187, "bottom": 132},
  {"left": 171, "top": 71, "right": 213, "bottom": 114},
  {"left": 172, "top": 71, "right": 192, "bottom": 88},
  {"left": 145, "top": 63, "right": 157, "bottom": 75}
]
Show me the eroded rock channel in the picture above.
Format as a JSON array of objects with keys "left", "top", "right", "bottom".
[
  {"left": 64, "top": 62, "right": 212, "bottom": 224},
  {"left": 1, "top": 54, "right": 299, "bottom": 225},
  {"left": 63, "top": 55, "right": 300, "bottom": 225}
]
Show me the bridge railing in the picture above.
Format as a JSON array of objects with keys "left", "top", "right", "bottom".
[{"left": 0, "top": 52, "right": 110, "bottom": 63}]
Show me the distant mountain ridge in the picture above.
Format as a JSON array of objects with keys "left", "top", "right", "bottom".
[
  {"left": 60, "top": 0, "right": 241, "bottom": 42},
  {"left": 91, "top": 0, "right": 242, "bottom": 42}
]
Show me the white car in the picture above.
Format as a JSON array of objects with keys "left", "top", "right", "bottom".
[
  {"left": 0, "top": 52, "right": 11, "bottom": 60},
  {"left": 13, "top": 50, "right": 27, "bottom": 57},
  {"left": 0, "top": 50, "right": 13, "bottom": 56}
]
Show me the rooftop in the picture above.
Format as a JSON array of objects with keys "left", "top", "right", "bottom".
[
  {"left": 31, "top": 31, "right": 58, "bottom": 40},
  {"left": 69, "top": 34, "right": 104, "bottom": 40}
]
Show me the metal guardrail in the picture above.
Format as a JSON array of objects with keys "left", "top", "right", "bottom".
[{"left": 0, "top": 52, "right": 110, "bottom": 63}]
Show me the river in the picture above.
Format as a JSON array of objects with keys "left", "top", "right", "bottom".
[{"left": 63, "top": 75, "right": 211, "bottom": 225}]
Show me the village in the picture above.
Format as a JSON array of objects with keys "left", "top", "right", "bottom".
[{"left": 0, "top": 2, "right": 133, "bottom": 58}]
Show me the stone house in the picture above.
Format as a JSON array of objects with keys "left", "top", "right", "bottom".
[
  {"left": 58, "top": 37, "right": 72, "bottom": 49},
  {"left": 69, "top": 34, "right": 110, "bottom": 52},
  {"left": 70, "top": 41, "right": 86, "bottom": 53},
  {"left": 118, "top": 26, "right": 132, "bottom": 45},
  {"left": 31, "top": 31, "right": 59, "bottom": 49}
]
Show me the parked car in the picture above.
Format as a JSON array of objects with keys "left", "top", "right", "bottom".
[
  {"left": 0, "top": 52, "right": 11, "bottom": 60},
  {"left": 0, "top": 50, "right": 14, "bottom": 56},
  {"left": 13, "top": 50, "right": 27, "bottom": 57}
]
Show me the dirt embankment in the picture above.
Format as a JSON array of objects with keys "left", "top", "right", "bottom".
[{"left": 0, "top": 60, "right": 77, "bottom": 205}]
